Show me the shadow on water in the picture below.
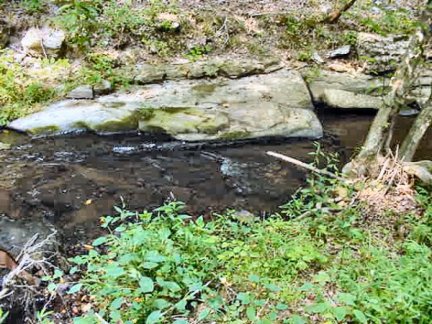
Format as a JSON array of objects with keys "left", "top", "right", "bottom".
[{"left": 0, "top": 110, "right": 430, "bottom": 242}]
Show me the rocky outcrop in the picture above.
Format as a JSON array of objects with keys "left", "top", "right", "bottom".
[
  {"left": 133, "top": 56, "right": 283, "bottom": 84},
  {"left": 306, "top": 70, "right": 384, "bottom": 109},
  {"left": 306, "top": 69, "right": 431, "bottom": 110},
  {"left": 8, "top": 69, "right": 323, "bottom": 140},
  {"left": 21, "top": 27, "right": 65, "bottom": 57},
  {"left": 357, "top": 32, "right": 410, "bottom": 74}
]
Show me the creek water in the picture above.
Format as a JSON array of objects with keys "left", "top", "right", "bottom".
[{"left": 0, "top": 111, "right": 431, "bottom": 242}]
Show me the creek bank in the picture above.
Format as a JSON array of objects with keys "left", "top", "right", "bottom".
[{"left": 9, "top": 69, "right": 323, "bottom": 141}]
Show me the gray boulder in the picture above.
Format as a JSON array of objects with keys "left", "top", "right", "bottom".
[
  {"left": 322, "top": 89, "right": 383, "bottom": 109},
  {"left": 9, "top": 69, "right": 323, "bottom": 141},
  {"left": 21, "top": 27, "right": 65, "bottom": 57}
]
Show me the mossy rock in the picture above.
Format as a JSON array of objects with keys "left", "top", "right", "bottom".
[{"left": 138, "top": 107, "right": 229, "bottom": 137}]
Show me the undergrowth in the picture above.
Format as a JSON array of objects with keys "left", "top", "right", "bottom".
[{"left": 38, "top": 149, "right": 432, "bottom": 324}]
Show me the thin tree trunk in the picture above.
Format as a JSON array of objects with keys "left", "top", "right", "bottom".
[
  {"left": 322, "top": 0, "right": 358, "bottom": 24},
  {"left": 355, "top": 2, "right": 432, "bottom": 161},
  {"left": 400, "top": 103, "right": 432, "bottom": 161}
]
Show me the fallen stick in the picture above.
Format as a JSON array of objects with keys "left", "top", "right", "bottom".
[{"left": 266, "top": 151, "right": 347, "bottom": 182}]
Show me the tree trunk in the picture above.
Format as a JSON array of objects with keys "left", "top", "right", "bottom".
[
  {"left": 399, "top": 103, "right": 432, "bottom": 162},
  {"left": 352, "top": 0, "right": 432, "bottom": 163},
  {"left": 322, "top": 0, "right": 358, "bottom": 24}
]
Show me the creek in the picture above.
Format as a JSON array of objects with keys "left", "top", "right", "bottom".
[{"left": 0, "top": 110, "right": 431, "bottom": 243}]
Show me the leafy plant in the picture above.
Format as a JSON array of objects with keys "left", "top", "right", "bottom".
[{"left": 54, "top": 0, "right": 103, "bottom": 48}]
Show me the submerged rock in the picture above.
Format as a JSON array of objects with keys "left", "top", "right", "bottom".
[
  {"left": 9, "top": 69, "right": 323, "bottom": 141},
  {"left": 0, "top": 217, "right": 57, "bottom": 259}
]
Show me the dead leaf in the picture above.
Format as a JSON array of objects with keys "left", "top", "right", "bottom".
[{"left": 84, "top": 199, "right": 92, "bottom": 205}]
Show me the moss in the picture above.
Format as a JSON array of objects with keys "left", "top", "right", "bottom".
[
  {"left": 191, "top": 83, "right": 218, "bottom": 97},
  {"left": 219, "top": 130, "right": 250, "bottom": 140},
  {"left": 138, "top": 107, "right": 228, "bottom": 136},
  {"left": 28, "top": 125, "right": 61, "bottom": 135},
  {"left": 93, "top": 114, "right": 140, "bottom": 133}
]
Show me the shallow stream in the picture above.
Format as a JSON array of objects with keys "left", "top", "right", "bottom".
[{"left": 0, "top": 111, "right": 431, "bottom": 241}]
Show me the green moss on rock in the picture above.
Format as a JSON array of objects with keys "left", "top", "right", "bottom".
[{"left": 28, "top": 125, "right": 61, "bottom": 135}]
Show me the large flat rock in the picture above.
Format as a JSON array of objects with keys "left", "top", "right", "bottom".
[{"left": 8, "top": 69, "right": 323, "bottom": 141}]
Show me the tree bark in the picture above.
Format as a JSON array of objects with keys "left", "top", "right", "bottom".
[
  {"left": 354, "top": 1, "right": 432, "bottom": 161},
  {"left": 399, "top": 102, "right": 432, "bottom": 162},
  {"left": 322, "top": 0, "right": 358, "bottom": 24}
]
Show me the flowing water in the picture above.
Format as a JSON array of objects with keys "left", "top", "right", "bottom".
[{"left": 0, "top": 111, "right": 431, "bottom": 241}]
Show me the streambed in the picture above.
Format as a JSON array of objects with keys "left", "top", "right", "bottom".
[{"left": 0, "top": 111, "right": 431, "bottom": 243}]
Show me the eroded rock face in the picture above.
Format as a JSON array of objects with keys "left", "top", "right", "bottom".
[
  {"left": 357, "top": 32, "right": 409, "bottom": 74},
  {"left": 134, "top": 56, "right": 283, "bottom": 84},
  {"left": 8, "top": 69, "right": 323, "bottom": 140},
  {"left": 306, "top": 69, "right": 430, "bottom": 110},
  {"left": 306, "top": 70, "right": 384, "bottom": 108}
]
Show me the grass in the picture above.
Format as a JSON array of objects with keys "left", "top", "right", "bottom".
[{"left": 36, "top": 150, "right": 432, "bottom": 324}]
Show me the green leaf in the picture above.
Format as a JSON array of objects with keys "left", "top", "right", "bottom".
[
  {"left": 248, "top": 274, "right": 260, "bottom": 283},
  {"left": 69, "top": 266, "right": 79, "bottom": 274},
  {"left": 246, "top": 306, "right": 256, "bottom": 321},
  {"left": 110, "top": 297, "right": 124, "bottom": 310},
  {"left": 153, "top": 299, "right": 171, "bottom": 310},
  {"left": 276, "top": 303, "right": 288, "bottom": 311},
  {"left": 146, "top": 251, "right": 166, "bottom": 263},
  {"left": 290, "top": 315, "right": 307, "bottom": 324},
  {"left": 68, "top": 283, "right": 83, "bottom": 294},
  {"left": 237, "top": 292, "right": 251, "bottom": 305},
  {"left": 337, "top": 293, "right": 356, "bottom": 306},
  {"left": 142, "top": 262, "right": 159, "bottom": 269},
  {"left": 198, "top": 308, "right": 211, "bottom": 320},
  {"left": 299, "top": 282, "right": 314, "bottom": 291},
  {"left": 334, "top": 306, "right": 348, "bottom": 321},
  {"left": 175, "top": 299, "right": 187, "bottom": 311},
  {"left": 105, "top": 265, "right": 125, "bottom": 278},
  {"left": 92, "top": 236, "right": 107, "bottom": 246},
  {"left": 146, "top": 310, "right": 162, "bottom": 324},
  {"left": 139, "top": 277, "right": 154, "bottom": 293},
  {"left": 265, "top": 283, "right": 281, "bottom": 292},
  {"left": 306, "top": 302, "right": 328, "bottom": 314},
  {"left": 173, "top": 320, "right": 188, "bottom": 324},
  {"left": 353, "top": 310, "right": 367, "bottom": 323},
  {"left": 47, "top": 282, "right": 57, "bottom": 293}
]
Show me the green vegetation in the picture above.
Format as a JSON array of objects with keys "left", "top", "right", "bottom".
[
  {"left": 54, "top": 0, "right": 182, "bottom": 54},
  {"left": 0, "top": 50, "right": 59, "bottom": 125},
  {"left": 52, "top": 150, "right": 432, "bottom": 323}
]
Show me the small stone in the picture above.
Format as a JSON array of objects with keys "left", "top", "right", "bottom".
[
  {"left": 67, "top": 85, "right": 94, "bottom": 99},
  {"left": 312, "top": 52, "right": 325, "bottom": 64},
  {"left": 326, "top": 45, "right": 351, "bottom": 58}
]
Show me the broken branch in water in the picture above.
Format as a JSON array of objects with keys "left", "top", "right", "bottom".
[{"left": 266, "top": 151, "right": 347, "bottom": 182}]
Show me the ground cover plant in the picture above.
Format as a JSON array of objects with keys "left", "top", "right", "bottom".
[{"left": 48, "top": 150, "right": 432, "bottom": 323}]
